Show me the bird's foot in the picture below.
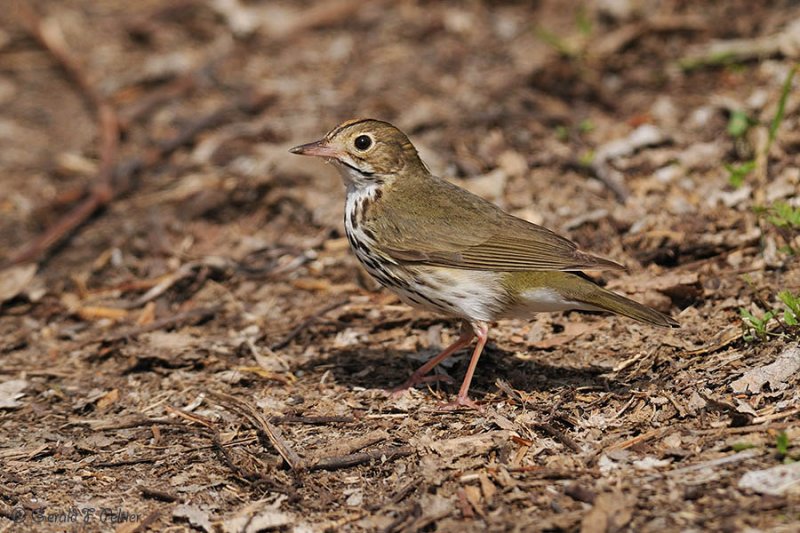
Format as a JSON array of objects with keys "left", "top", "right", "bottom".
[
  {"left": 437, "top": 395, "right": 483, "bottom": 412},
  {"left": 386, "top": 373, "right": 455, "bottom": 399}
]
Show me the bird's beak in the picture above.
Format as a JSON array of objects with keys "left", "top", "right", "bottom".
[{"left": 289, "top": 139, "right": 340, "bottom": 158}]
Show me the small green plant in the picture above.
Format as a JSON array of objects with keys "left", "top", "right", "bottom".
[
  {"left": 768, "top": 65, "right": 797, "bottom": 150},
  {"left": 535, "top": 28, "right": 578, "bottom": 57},
  {"left": 740, "top": 307, "right": 776, "bottom": 342},
  {"left": 721, "top": 64, "right": 797, "bottom": 188},
  {"left": 575, "top": 6, "right": 592, "bottom": 36},
  {"left": 766, "top": 202, "right": 800, "bottom": 230},
  {"left": 774, "top": 431, "right": 798, "bottom": 464},
  {"left": 756, "top": 201, "right": 800, "bottom": 255},
  {"left": 776, "top": 432, "right": 790, "bottom": 456},
  {"left": 779, "top": 290, "right": 800, "bottom": 326},
  {"left": 725, "top": 160, "right": 755, "bottom": 188},
  {"left": 578, "top": 149, "right": 595, "bottom": 167},
  {"left": 740, "top": 290, "right": 800, "bottom": 342},
  {"left": 727, "top": 109, "right": 752, "bottom": 138},
  {"left": 578, "top": 118, "right": 595, "bottom": 134},
  {"left": 732, "top": 442, "right": 757, "bottom": 452}
]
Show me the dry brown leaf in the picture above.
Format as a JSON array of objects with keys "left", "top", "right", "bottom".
[
  {"left": 607, "top": 271, "right": 699, "bottom": 293},
  {"left": 0, "top": 379, "right": 28, "bottom": 409},
  {"left": 730, "top": 344, "right": 800, "bottom": 394},
  {"left": 96, "top": 388, "right": 119, "bottom": 410},
  {"left": 173, "top": 504, "right": 213, "bottom": 533},
  {"left": 739, "top": 461, "right": 800, "bottom": 496},
  {"left": 580, "top": 491, "right": 635, "bottom": 533},
  {"left": 531, "top": 321, "right": 601, "bottom": 349},
  {"left": 0, "top": 263, "right": 37, "bottom": 303}
]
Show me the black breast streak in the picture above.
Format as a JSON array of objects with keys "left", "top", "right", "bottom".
[
  {"left": 362, "top": 228, "right": 377, "bottom": 241},
  {"left": 359, "top": 196, "right": 370, "bottom": 223}
]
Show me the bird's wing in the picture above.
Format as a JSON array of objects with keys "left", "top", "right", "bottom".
[{"left": 366, "top": 176, "right": 624, "bottom": 272}]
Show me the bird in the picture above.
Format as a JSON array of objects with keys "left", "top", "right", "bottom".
[{"left": 290, "top": 118, "right": 679, "bottom": 409}]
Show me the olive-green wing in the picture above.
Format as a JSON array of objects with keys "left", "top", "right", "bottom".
[{"left": 366, "top": 175, "right": 624, "bottom": 272}]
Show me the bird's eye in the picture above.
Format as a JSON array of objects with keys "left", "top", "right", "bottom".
[{"left": 354, "top": 135, "right": 372, "bottom": 151}]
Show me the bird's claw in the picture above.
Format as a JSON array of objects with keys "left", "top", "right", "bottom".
[{"left": 437, "top": 395, "right": 483, "bottom": 412}]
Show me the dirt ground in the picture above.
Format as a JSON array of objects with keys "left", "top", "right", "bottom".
[{"left": 2, "top": 1, "right": 800, "bottom": 531}]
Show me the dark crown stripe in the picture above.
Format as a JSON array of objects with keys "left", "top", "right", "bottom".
[
  {"left": 326, "top": 118, "right": 374, "bottom": 140},
  {"left": 325, "top": 118, "right": 395, "bottom": 140}
]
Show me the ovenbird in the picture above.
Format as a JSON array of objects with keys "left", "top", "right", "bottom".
[{"left": 290, "top": 119, "right": 678, "bottom": 409}]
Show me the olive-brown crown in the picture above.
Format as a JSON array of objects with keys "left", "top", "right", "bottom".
[{"left": 323, "top": 119, "right": 426, "bottom": 177}]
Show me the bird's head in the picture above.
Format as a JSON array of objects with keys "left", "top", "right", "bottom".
[{"left": 290, "top": 119, "right": 425, "bottom": 188}]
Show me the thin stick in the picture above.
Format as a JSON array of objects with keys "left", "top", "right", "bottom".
[
  {"left": 532, "top": 422, "right": 582, "bottom": 453},
  {"left": 87, "top": 305, "right": 221, "bottom": 345},
  {"left": 270, "top": 415, "right": 356, "bottom": 425},
  {"left": 308, "top": 446, "right": 414, "bottom": 471},
  {"left": 5, "top": 7, "right": 273, "bottom": 269},
  {"left": 164, "top": 405, "right": 216, "bottom": 430},
  {"left": 11, "top": 5, "right": 120, "bottom": 266},
  {"left": 271, "top": 297, "right": 350, "bottom": 350},
  {"left": 211, "top": 392, "right": 304, "bottom": 470}
]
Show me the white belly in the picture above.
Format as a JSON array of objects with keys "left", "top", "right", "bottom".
[{"left": 384, "top": 266, "right": 507, "bottom": 323}]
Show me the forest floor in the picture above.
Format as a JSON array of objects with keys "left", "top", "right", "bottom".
[{"left": 1, "top": 1, "right": 800, "bottom": 531}]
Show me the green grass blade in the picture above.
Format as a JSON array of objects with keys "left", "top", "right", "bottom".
[{"left": 768, "top": 65, "right": 797, "bottom": 149}]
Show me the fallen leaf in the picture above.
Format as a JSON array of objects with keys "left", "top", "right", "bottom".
[
  {"left": 173, "top": 504, "right": 213, "bottom": 533},
  {"left": 77, "top": 305, "right": 129, "bottom": 321},
  {"left": 730, "top": 344, "right": 800, "bottom": 394},
  {"left": 531, "top": 321, "right": 600, "bottom": 349},
  {"left": 0, "top": 263, "right": 37, "bottom": 303},
  {"left": 739, "top": 461, "right": 800, "bottom": 496},
  {"left": 607, "top": 271, "right": 700, "bottom": 293},
  {"left": 96, "top": 388, "right": 119, "bottom": 410},
  {"left": 580, "top": 491, "right": 634, "bottom": 533},
  {"left": 0, "top": 379, "right": 28, "bottom": 409},
  {"left": 223, "top": 506, "right": 292, "bottom": 533},
  {"left": 423, "top": 431, "right": 511, "bottom": 458}
]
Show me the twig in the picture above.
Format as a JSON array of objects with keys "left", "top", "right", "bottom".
[
  {"left": 90, "top": 304, "right": 221, "bottom": 345},
  {"left": 117, "top": 67, "right": 209, "bottom": 130},
  {"left": 689, "top": 421, "right": 793, "bottom": 436},
  {"left": 3, "top": 54, "right": 272, "bottom": 269},
  {"left": 164, "top": 405, "right": 217, "bottom": 430},
  {"left": 140, "top": 487, "right": 179, "bottom": 502},
  {"left": 11, "top": 5, "right": 120, "bottom": 267},
  {"left": 532, "top": 422, "right": 582, "bottom": 453},
  {"left": 271, "top": 297, "right": 350, "bottom": 350},
  {"left": 64, "top": 416, "right": 185, "bottom": 431},
  {"left": 210, "top": 430, "right": 290, "bottom": 493},
  {"left": 111, "top": 90, "right": 274, "bottom": 196},
  {"left": 316, "top": 430, "right": 389, "bottom": 458},
  {"left": 660, "top": 449, "right": 763, "bottom": 478},
  {"left": 94, "top": 457, "right": 156, "bottom": 468},
  {"left": 211, "top": 392, "right": 304, "bottom": 470},
  {"left": 270, "top": 415, "right": 356, "bottom": 425},
  {"left": 261, "top": 420, "right": 304, "bottom": 471},
  {"left": 604, "top": 427, "right": 667, "bottom": 453},
  {"left": 119, "top": 260, "right": 230, "bottom": 310},
  {"left": 680, "top": 20, "right": 800, "bottom": 70},
  {"left": 307, "top": 446, "right": 414, "bottom": 471},
  {"left": 752, "top": 406, "right": 800, "bottom": 425},
  {"left": 503, "top": 466, "right": 590, "bottom": 478}
]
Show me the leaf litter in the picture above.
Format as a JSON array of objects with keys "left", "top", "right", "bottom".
[{"left": 1, "top": 0, "right": 799, "bottom": 531}]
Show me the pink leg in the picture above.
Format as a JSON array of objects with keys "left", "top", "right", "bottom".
[
  {"left": 439, "top": 322, "right": 489, "bottom": 411},
  {"left": 389, "top": 322, "right": 475, "bottom": 397}
]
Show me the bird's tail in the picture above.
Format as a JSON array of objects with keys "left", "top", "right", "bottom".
[{"left": 577, "top": 282, "right": 679, "bottom": 328}]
